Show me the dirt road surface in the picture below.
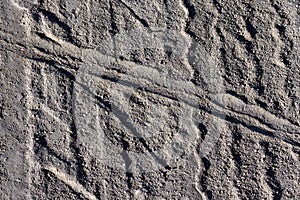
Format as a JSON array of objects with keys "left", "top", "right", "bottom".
[{"left": 0, "top": 0, "right": 299, "bottom": 199}]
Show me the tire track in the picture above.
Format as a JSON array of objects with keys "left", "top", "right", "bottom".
[
  {"left": 29, "top": 64, "right": 72, "bottom": 167},
  {"left": 269, "top": 0, "right": 299, "bottom": 126},
  {"left": 199, "top": 156, "right": 212, "bottom": 200},
  {"left": 230, "top": 127, "right": 243, "bottom": 199},
  {"left": 260, "top": 141, "right": 284, "bottom": 200},
  {"left": 241, "top": 2, "right": 264, "bottom": 96},
  {"left": 60, "top": 70, "right": 89, "bottom": 187},
  {"left": 213, "top": 0, "right": 265, "bottom": 96},
  {"left": 84, "top": 64, "right": 299, "bottom": 142},
  {"left": 83, "top": 73, "right": 300, "bottom": 153},
  {"left": 193, "top": 121, "right": 211, "bottom": 200},
  {"left": 224, "top": 124, "right": 273, "bottom": 199}
]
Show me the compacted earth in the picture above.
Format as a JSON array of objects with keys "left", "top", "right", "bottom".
[{"left": 0, "top": 0, "right": 299, "bottom": 199}]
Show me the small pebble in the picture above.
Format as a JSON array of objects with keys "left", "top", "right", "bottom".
[{"left": 135, "top": 189, "right": 142, "bottom": 196}]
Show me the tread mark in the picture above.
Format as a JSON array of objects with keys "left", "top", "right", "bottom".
[{"left": 260, "top": 141, "right": 284, "bottom": 200}]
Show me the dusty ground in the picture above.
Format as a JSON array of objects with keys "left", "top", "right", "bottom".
[{"left": 0, "top": 0, "right": 299, "bottom": 199}]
